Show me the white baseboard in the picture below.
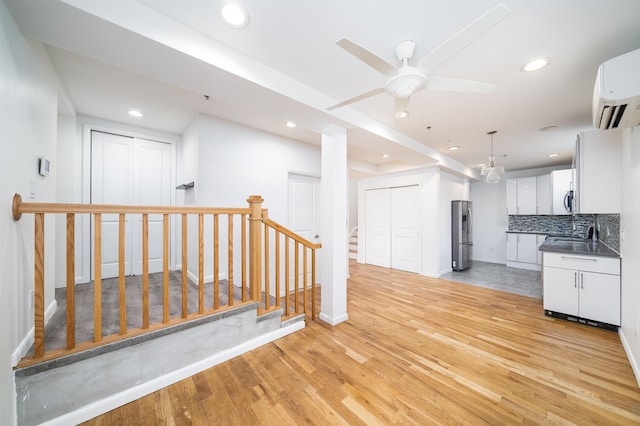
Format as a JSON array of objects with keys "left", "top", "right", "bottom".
[
  {"left": 420, "top": 271, "right": 442, "bottom": 278},
  {"left": 12, "top": 299, "right": 57, "bottom": 366},
  {"left": 619, "top": 327, "right": 640, "bottom": 388},
  {"left": 40, "top": 321, "right": 305, "bottom": 426},
  {"left": 319, "top": 312, "right": 348, "bottom": 326},
  {"left": 186, "top": 269, "right": 228, "bottom": 284}
]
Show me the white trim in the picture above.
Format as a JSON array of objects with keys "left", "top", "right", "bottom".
[
  {"left": 38, "top": 321, "right": 305, "bottom": 426},
  {"left": 12, "top": 300, "right": 57, "bottom": 366},
  {"left": 319, "top": 312, "right": 348, "bottom": 326},
  {"left": 420, "top": 271, "right": 442, "bottom": 279},
  {"left": 186, "top": 269, "right": 227, "bottom": 284},
  {"left": 620, "top": 328, "right": 640, "bottom": 388}
]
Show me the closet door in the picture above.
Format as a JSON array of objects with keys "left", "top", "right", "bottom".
[
  {"left": 91, "top": 131, "right": 172, "bottom": 279},
  {"left": 365, "top": 188, "right": 391, "bottom": 268},
  {"left": 390, "top": 186, "right": 420, "bottom": 273}
]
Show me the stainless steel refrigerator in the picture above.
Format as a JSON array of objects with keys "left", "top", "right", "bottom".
[{"left": 451, "top": 200, "right": 473, "bottom": 271}]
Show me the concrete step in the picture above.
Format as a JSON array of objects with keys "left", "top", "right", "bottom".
[{"left": 15, "top": 304, "right": 304, "bottom": 426}]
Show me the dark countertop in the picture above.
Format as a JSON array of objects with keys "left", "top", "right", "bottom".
[
  {"left": 506, "top": 230, "right": 548, "bottom": 235},
  {"left": 538, "top": 236, "right": 620, "bottom": 258}
]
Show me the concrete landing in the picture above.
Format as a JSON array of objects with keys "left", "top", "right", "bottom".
[{"left": 15, "top": 303, "right": 305, "bottom": 425}]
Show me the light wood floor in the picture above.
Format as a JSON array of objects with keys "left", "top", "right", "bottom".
[{"left": 84, "top": 261, "right": 640, "bottom": 425}]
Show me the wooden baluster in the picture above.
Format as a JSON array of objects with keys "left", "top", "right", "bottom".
[
  {"left": 294, "top": 242, "right": 299, "bottom": 313},
  {"left": 275, "top": 230, "right": 280, "bottom": 309},
  {"left": 241, "top": 214, "right": 247, "bottom": 302},
  {"left": 214, "top": 214, "right": 219, "bottom": 310},
  {"left": 94, "top": 213, "right": 102, "bottom": 342},
  {"left": 303, "top": 245, "right": 308, "bottom": 318},
  {"left": 228, "top": 215, "right": 234, "bottom": 306},
  {"left": 247, "top": 196, "right": 263, "bottom": 307},
  {"left": 119, "top": 214, "right": 126, "bottom": 335},
  {"left": 33, "top": 213, "right": 45, "bottom": 357},
  {"left": 163, "top": 214, "right": 169, "bottom": 323},
  {"left": 285, "top": 235, "right": 290, "bottom": 316},
  {"left": 264, "top": 223, "right": 270, "bottom": 310},
  {"left": 198, "top": 214, "right": 204, "bottom": 314},
  {"left": 66, "top": 213, "right": 75, "bottom": 349},
  {"left": 181, "top": 214, "right": 188, "bottom": 318},
  {"left": 311, "top": 248, "right": 316, "bottom": 321},
  {"left": 142, "top": 214, "right": 149, "bottom": 329}
]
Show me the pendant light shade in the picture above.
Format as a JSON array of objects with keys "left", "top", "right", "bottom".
[{"left": 480, "top": 130, "right": 505, "bottom": 183}]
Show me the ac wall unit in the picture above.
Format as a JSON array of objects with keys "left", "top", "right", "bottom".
[{"left": 592, "top": 48, "right": 640, "bottom": 130}]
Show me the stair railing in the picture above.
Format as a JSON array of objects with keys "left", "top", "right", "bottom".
[{"left": 12, "top": 194, "right": 320, "bottom": 367}]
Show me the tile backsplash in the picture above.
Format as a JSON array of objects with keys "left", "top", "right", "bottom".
[{"left": 508, "top": 214, "right": 620, "bottom": 253}]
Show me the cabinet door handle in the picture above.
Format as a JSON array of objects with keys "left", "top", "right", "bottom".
[
  {"left": 561, "top": 256, "right": 597, "bottom": 262},
  {"left": 574, "top": 272, "right": 577, "bottom": 288},
  {"left": 581, "top": 273, "right": 584, "bottom": 289}
]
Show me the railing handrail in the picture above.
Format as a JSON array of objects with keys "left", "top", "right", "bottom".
[
  {"left": 262, "top": 217, "right": 321, "bottom": 250},
  {"left": 12, "top": 194, "right": 250, "bottom": 219}
]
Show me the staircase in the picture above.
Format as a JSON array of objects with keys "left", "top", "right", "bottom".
[
  {"left": 15, "top": 304, "right": 305, "bottom": 425},
  {"left": 349, "top": 227, "right": 358, "bottom": 260}
]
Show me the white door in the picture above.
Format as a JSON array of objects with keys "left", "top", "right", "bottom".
[
  {"left": 288, "top": 174, "right": 320, "bottom": 286},
  {"left": 390, "top": 186, "right": 420, "bottom": 273},
  {"left": 365, "top": 188, "right": 391, "bottom": 268},
  {"left": 91, "top": 131, "right": 172, "bottom": 279}
]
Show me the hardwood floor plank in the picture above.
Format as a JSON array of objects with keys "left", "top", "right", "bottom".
[{"left": 83, "top": 261, "right": 640, "bottom": 425}]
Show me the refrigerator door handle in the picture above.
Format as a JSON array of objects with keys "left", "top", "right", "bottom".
[{"left": 468, "top": 206, "right": 473, "bottom": 239}]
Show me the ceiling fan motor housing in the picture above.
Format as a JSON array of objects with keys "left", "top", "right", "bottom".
[{"left": 385, "top": 67, "right": 427, "bottom": 98}]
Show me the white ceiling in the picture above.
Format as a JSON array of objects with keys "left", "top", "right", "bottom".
[{"left": 7, "top": 0, "right": 640, "bottom": 179}]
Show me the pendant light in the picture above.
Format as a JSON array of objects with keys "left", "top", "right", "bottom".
[{"left": 480, "top": 130, "right": 505, "bottom": 183}]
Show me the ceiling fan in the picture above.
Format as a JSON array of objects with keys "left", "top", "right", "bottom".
[{"left": 327, "top": 4, "right": 510, "bottom": 117}]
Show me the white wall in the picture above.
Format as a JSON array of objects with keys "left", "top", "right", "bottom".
[
  {"left": 470, "top": 165, "right": 570, "bottom": 264},
  {"left": 620, "top": 126, "right": 640, "bottom": 386},
  {"left": 0, "top": 3, "right": 59, "bottom": 422},
  {"left": 181, "top": 115, "right": 321, "bottom": 281}
]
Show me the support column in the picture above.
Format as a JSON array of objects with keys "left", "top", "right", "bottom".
[{"left": 319, "top": 125, "right": 348, "bottom": 325}]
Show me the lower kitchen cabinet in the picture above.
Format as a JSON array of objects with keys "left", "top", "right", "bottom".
[
  {"left": 542, "top": 252, "right": 620, "bottom": 326},
  {"left": 506, "top": 233, "right": 545, "bottom": 271}
]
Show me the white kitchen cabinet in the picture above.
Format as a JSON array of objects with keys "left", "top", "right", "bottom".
[
  {"left": 536, "top": 174, "right": 551, "bottom": 215},
  {"left": 575, "top": 129, "right": 621, "bottom": 214},
  {"left": 543, "top": 252, "right": 620, "bottom": 326},
  {"left": 551, "top": 169, "right": 573, "bottom": 215},
  {"left": 506, "top": 233, "right": 543, "bottom": 270},
  {"left": 506, "top": 177, "right": 537, "bottom": 215}
]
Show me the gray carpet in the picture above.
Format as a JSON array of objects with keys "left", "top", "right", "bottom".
[{"left": 33, "top": 272, "right": 245, "bottom": 353}]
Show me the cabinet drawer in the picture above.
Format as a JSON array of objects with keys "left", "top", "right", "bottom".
[{"left": 543, "top": 252, "right": 619, "bottom": 275}]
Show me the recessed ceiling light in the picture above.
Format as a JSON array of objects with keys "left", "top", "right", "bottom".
[
  {"left": 285, "top": 121, "right": 296, "bottom": 128},
  {"left": 539, "top": 125, "right": 558, "bottom": 132},
  {"left": 394, "top": 110, "right": 409, "bottom": 119},
  {"left": 448, "top": 146, "right": 460, "bottom": 151},
  {"left": 128, "top": 109, "right": 143, "bottom": 118},
  {"left": 222, "top": 3, "right": 249, "bottom": 28},
  {"left": 382, "top": 154, "right": 389, "bottom": 158},
  {"left": 547, "top": 153, "right": 559, "bottom": 158},
  {"left": 521, "top": 57, "right": 550, "bottom": 72}
]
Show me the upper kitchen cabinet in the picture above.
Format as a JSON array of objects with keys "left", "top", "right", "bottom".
[
  {"left": 575, "top": 129, "right": 621, "bottom": 214},
  {"left": 551, "top": 169, "right": 573, "bottom": 215},
  {"left": 506, "top": 177, "right": 537, "bottom": 215},
  {"left": 536, "top": 174, "right": 552, "bottom": 215}
]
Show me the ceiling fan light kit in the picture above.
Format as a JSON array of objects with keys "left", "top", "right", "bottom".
[{"left": 480, "top": 130, "right": 505, "bottom": 184}]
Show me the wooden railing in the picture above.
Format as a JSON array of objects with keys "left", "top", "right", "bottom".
[{"left": 12, "top": 194, "right": 320, "bottom": 366}]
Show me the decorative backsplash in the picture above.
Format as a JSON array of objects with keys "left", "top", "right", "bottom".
[{"left": 508, "top": 214, "right": 620, "bottom": 253}]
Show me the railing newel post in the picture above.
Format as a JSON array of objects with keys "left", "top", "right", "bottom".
[{"left": 247, "top": 196, "right": 264, "bottom": 310}]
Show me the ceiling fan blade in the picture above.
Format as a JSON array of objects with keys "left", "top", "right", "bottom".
[
  {"left": 336, "top": 38, "right": 397, "bottom": 75},
  {"left": 326, "top": 87, "right": 385, "bottom": 111},
  {"left": 417, "top": 4, "right": 510, "bottom": 74},
  {"left": 395, "top": 97, "right": 410, "bottom": 114},
  {"left": 426, "top": 77, "right": 495, "bottom": 93}
]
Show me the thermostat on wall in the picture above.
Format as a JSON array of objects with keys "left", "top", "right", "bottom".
[{"left": 39, "top": 157, "right": 50, "bottom": 176}]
